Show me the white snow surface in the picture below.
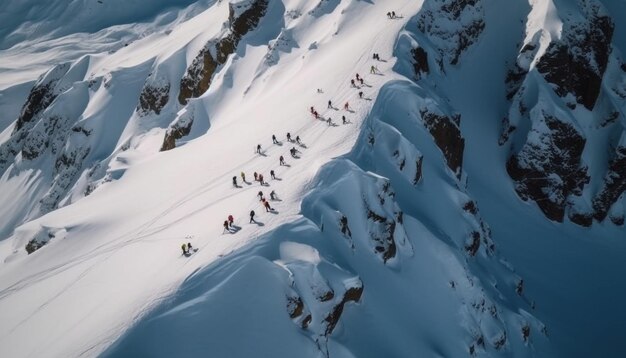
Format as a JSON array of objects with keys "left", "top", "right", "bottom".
[{"left": 0, "top": 0, "right": 625, "bottom": 357}]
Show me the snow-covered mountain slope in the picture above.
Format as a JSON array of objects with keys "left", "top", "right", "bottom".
[{"left": 0, "top": 0, "right": 625, "bottom": 357}]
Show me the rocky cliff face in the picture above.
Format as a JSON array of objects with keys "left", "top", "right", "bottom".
[
  {"left": 501, "top": 0, "right": 626, "bottom": 226},
  {"left": 178, "top": 0, "right": 269, "bottom": 105}
]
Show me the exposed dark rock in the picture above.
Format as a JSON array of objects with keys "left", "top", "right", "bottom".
[
  {"left": 161, "top": 118, "right": 194, "bottom": 151},
  {"left": 286, "top": 296, "right": 304, "bottom": 318},
  {"left": 178, "top": 47, "right": 218, "bottom": 105},
  {"left": 463, "top": 201, "right": 478, "bottom": 215},
  {"left": 323, "top": 283, "right": 363, "bottom": 336},
  {"left": 420, "top": 109, "right": 464, "bottom": 179},
  {"left": 14, "top": 83, "right": 57, "bottom": 133},
  {"left": 413, "top": 156, "right": 423, "bottom": 185},
  {"left": 569, "top": 211, "right": 593, "bottom": 227},
  {"left": 493, "top": 331, "right": 507, "bottom": 350},
  {"left": 417, "top": 0, "right": 485, "bottom": 67},
  {"left": 366, "top": 200, "right": 398, "bottom": 263},
  {"left": 25, "top": 238, "right": 47, "bottom": 254},
  {"left": 535, "top": 13, "right": 614, "bottom": 110},
  {"left": 465, "top": 231, "right": 481, "bottom": 257},
  {"left": 317, "top": 290, "right": 334, "bottom": 302},
  {"left": 522, "top": 324, "right": 530, "bottom": 342},
  {"left": 592, "top": 145, "right": 626, "bottom": 221},
  {"left": 507, "top": 113, "right": 588, "bottom": 222},
  {"left": 339, "top": 215, "right": 352, "bottom": 237},
  {"left": 178, "top": 0, "right": 269, "bottom": 105},
  {"left": 137, "top": 82, "right": 170, "bottom": 115},
  {"left": 411, "top": 47, "right": 429, "bottom": 78}
]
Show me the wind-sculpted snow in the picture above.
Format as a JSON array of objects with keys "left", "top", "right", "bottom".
[{"left": 106, "top": 80, "right": 548, "bottom": 357}]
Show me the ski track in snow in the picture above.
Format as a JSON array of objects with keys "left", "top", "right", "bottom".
[{"left": 0, "top": 0, "right": 424, "bottom": 357}]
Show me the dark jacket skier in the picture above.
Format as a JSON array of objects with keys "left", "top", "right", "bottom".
[
  {"left": 280, "top": 155, "right": 285, "bottom": 166},
  {"left": 232, "top": 176, "right": 238, "bottom": 187},
  {"left": 272, "top": 134, "right": 278, "bottom": 144},
  {"left": 249, "top": 210, "right": 256, "bottom": 223},
  {"left": 270, "top": 170, "right": 275, "bottom": 179},
  {"left": 256, "top": 144, "right": 262, "bottom": 154}
]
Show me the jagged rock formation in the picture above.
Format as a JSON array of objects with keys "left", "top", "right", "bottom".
[
  {"left": 506, "top": 112, "right": 589, "bottom": 222},
  {"left": 416, "top": 0, "right": 485, "bottom": 68},
  {"left": 178, "top": 0, "right": 269, "bottom": 105},
  {"left": 592, "top": 133, "right": 626, "bottom": 222},
  {"left": 501, "top": 0, "right": 625, "bottom": 225},
  {"left": 534, "top": 3, "right": 613, "bottom": 110},
  {"left": 419, "top": 109, "right": 464, "bottom": 179},
  {"left": 137, "top": 80, "right": 170, "bottom": 116}
]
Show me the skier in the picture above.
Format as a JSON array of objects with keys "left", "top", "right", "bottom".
[
  {"left": 356, "top": 73, "right": 360, "bottom": 81},
  {"left": 350, "top": 79, "right": 355, "bottom": 87},
  {"left": 313, "top": 110, "right": 319, "bottom": 119},
  {"left": 272, "top": 134, "right": 278, "bottom": 144},
  {"left": 223, "top": 220, "right": 230, "bottom": 233},
  {"left": 317, "top": 88, "right": 323, "bottom": 93},
  {"left": 290, "top": 147, "right": 299, "bottom": 157},
  {"left": 264, "top": 200, "right": 273, "bottom": 212},
  {"left": 327, "top": 117, "right": 332, "bottom": 126},
  {"left": 259, "top": 174, "right": 265, "bottom": 185},
  {"left": 256, "top": 144, "right": 262, "bottom": 154},
  {"left": 344, "top": 102, "right": 349, "bottom": 110},
  {"left": 181, "top": 243, "right": 188, "bottom": 255},
  {"left": 241, "top": 171, "right": 246, "bottom": 182},
  {"left": 328, "top": 100, "right": 332, "bottom": 109},
  {"left": 249, "top": 210, "right": 256, "bottom": 223},
  {"left": 258, "top": 190, "right": 264, "bottom": 200},
  {"left": 359, "top": 77, "right": 364, "bottom": 86},
  {"left": 254, "top": 172, "right": 258, "bottom": 181},
  {"left": 370, "top": 65, "right": 376, "bottom": 74},
  {"left": 270, "top": 190, "right": 277, "bottom": 200},
  {"left": 359, "top": 91, "right": 363, "bottom": 99},
  {"left": 228, "top": 214, "right": 234, "bottom": 226},
  {"left": 386, "top": 12, "right": 391, "bottom": 18},
  {"left": 392, "top": 11, "right": 396, "bottom": 18},
  {"left": 310, "top": 106, "right": 315, "bottom": 114},
  {"left": 280, "top": 155, "right": 285, "bottom": 166},
  {"left": 296, "top": 135, "right": 301, "bottom": 144},
  {"left": 270, "top": 170, "right": 276, "bottom": 179},
  {"left": 187, "top": 242, "right": 193, "bottom": 252},
  {"left": 287, "top": 132, "right": 292, "bottom": 142},
  {"left": 342, "top": 115, "right": 347, "bottom": 124},
  {"left": 232, "top": 176, "right": 238, "bottom": 187}
]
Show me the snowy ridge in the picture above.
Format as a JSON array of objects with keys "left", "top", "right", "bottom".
[{"left": 1, "top": 0, "right": 625, "bottom": 357}]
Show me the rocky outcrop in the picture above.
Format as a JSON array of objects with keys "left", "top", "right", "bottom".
[
  {"left": 417, "top": 0, "right": 485, "bottom": 67},
  {"left": 13, "top": 63, "right": 70, "bottom": 133},
  {"left": 323, "top": 283, "right": 363, "bottom": 336},
  {"left": 592, "top": 140, "right": 626, "bottom": 222},
  {"left": 535, "top": 6, "right": 613, "bottom": 110},
  {"left": 160, "top": 112, "right": 194, "bottom": 151},
  {"left": 506, "top": 113, "right": 588, "bottom": 222},
  {"left": 178, "top": 0, "right": 269, "bottom": 104},
  {"left": 420, "top": 109, "right": 464, "bottom": 179},
  {"left": 411, "top": 47, "right": 429, "bottom": 79},
  {"left": 137, "top": 82, "right": 170, "bottom": 116}
]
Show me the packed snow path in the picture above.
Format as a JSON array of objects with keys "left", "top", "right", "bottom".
[{"left": 0, "top": 1, "right": 424, "bottom": 357}]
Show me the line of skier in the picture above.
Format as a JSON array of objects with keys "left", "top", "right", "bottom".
[{"left": 183, "top": 59, "right": 382, "bottom": 254}]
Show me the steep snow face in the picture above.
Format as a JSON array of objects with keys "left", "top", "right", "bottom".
[{"left": 106, "top": 81, "right": 549, "bottom": 357}]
